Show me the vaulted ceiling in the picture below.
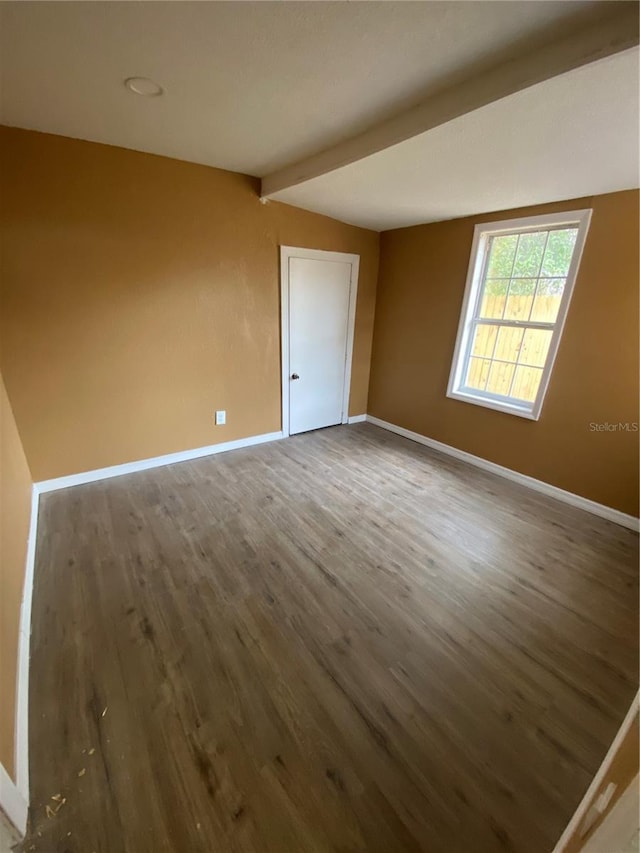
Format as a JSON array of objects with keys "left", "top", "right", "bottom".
[{"left": 1, "top": 1, "right": 638, "bottom": 230}]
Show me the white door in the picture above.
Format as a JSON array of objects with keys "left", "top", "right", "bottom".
[{"left": 282, "top": 248, "right": 359, "bottom": 436}]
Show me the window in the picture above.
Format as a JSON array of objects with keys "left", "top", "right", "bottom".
[{"left": 447, "top": 209, "right": 592, "bottom": 420}]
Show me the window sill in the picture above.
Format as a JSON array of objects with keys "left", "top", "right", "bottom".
[{"left": 447, "top": 388, "right": 540, "bottom": 420}]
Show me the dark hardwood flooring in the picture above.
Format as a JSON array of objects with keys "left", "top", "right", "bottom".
[{"left": 23, "top": 423, "right": 639, "bottom": 852}]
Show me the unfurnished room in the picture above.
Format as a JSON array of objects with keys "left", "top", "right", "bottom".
[{"left": 0, "top": 2, "right": 638, "bottom": 852}]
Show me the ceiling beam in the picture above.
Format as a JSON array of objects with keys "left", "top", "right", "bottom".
[{"left": 261, "top": 4, "right": 639, "bottom": 198}]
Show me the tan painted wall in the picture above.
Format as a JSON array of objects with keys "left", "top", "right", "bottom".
[
  {"left": 0, "top": 374, "right": 32, "bottom": 780},
  {"left": 368, "top": 191, "right": 639, "bottom": 516},
  {"left": 0, "top": 127, "right": 379, "bottom": 481}
]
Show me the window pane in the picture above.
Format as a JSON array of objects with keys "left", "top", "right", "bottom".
[
  {"left": 471, "top": 323, "right": 497, "bottom": 358},
  {"left": 465, "top": 357, "right": 491, "bottom": 390},
  {"left": 486, "top": 361, "right": 515, "bottom": 397},
  {"left": 512, "top": 231, "right": 547, "bottom": 277},
  {"left": 494, "top": 326, "right": 524, "bottom": 362},
  {"left": 519, "top": 328, "right": 552, "bottom": 367},
  {"left": 511, "top": 365, "right": 543, "bottom": 403},
  {"left": 540, "top": 228, "right": 577, "bottom": 277},
  {"left": 486, "top": 234, "right": 518, "bottom": 278},
  {"left": 480, "top": 281, "right": 508, "bottom": 318},
  {"left": 504, "top": 278, "right": 536, "bottom": 321},
  {"left": 530, "top": 278, "right": 565, "bottom": 322}
]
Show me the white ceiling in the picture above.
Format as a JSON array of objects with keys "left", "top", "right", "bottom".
[
  {"left": 0, "top": 0, "right": 611, "bottom": 176},
  {"left": 1, "top": 1, "right": 637, "bottom": 231},
  {"left": 272, "top": 48, "right": 640, "bottom": 230}
]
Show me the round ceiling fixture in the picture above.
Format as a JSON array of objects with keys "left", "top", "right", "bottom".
[{"left": 124, "top": 77, "right": 163, "bottom": 97}]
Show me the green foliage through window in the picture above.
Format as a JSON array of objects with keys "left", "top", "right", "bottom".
[{"left": 484, "top": 228, "right": 577, "bottom": 297}]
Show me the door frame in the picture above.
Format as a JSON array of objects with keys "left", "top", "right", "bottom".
[{"left": 280, "top": 246, "right": 360, "bottom": 437}]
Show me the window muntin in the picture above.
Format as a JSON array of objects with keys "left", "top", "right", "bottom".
[{"left": 447, "top": 210, "right": 591, "bottom": 420}]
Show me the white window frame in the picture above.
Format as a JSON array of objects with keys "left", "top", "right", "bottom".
[{"left": 447, "top": 209, "right": 592, "bottom": 421}]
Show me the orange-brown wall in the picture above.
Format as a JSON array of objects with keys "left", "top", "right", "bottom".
[
  {"left": 0, "top": 373, "right": 32, "bottom": 780},
  {"left": 0, "top": 127, "right": 379, "bottom": 481},
  {"left": 368, "top": 191, "right": 639, "bottom": 516}
]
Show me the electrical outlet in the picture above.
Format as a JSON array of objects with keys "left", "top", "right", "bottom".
[{"left": 215, "top": 410, "right": 226, "bottom": 426}]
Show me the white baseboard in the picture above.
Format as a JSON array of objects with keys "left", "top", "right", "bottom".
[
  {"left": 11, "top": 428, "right": 283, "bottom": 825},
  {"left": 36, "top": 430, "right": 284, "bottom": 494},
  {"left": 581, "top": 771, "right": 640, "bottom": 853},
  {"left": 0, "top": 761, "right": 27, "bottom": 836},
  {"left": 14, "top": 486, "right": 38, "bottom": 811},
  {"left": 12, "top": 414, "right": 634, "bottom": 838},
  {"left": 365, "top": 415, "right": 639, "bottom": 531},
  {"left": 553, "top": 691, "right": 639, "bottom": 851}
]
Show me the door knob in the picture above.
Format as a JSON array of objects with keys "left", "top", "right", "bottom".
[{"left": 291, "top": 373, "right": 300, "bottom": 380}]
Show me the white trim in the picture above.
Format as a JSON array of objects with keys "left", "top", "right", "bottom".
[
  {"left": 36, "top": 431, "right": 284, "bottom": 493},
  {"left": 581, "top": 773, "right": 639, "bottom": 853},
  {"left": 553, "top": 691, "right": 639, "bottom": 851},
  {"left": 8, "top": 429, "right": 284, "bottom": 835},
  {"left": 8, "top": 413, "right": 635, "bottom": 846},
  {"left": 0, "top": 761, "right": 27, "bottom": 836},
  {"left": 447, "top": 209, "right": 592, "bottom": 421},
  {"left": 14, "top": 486, "right": 38, "bottom": 808},
  {"left": 279, "top": 246, "right": 360, "bottom": 438},
  {"left": 365, "top": 415, "right": 639, "bottom": 531}
]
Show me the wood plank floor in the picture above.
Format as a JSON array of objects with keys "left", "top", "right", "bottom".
[{"left": 23, "top": 424, "right": 638, "bottom": 853}]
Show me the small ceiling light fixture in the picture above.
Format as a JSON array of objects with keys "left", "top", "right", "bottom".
[{"left": 124, "top": 77, "right": 163, "bottom": 97}]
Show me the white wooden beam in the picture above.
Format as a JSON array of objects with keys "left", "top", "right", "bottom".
[{"left": 261, "top": 5, "right": 639, "bottom": 198}]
